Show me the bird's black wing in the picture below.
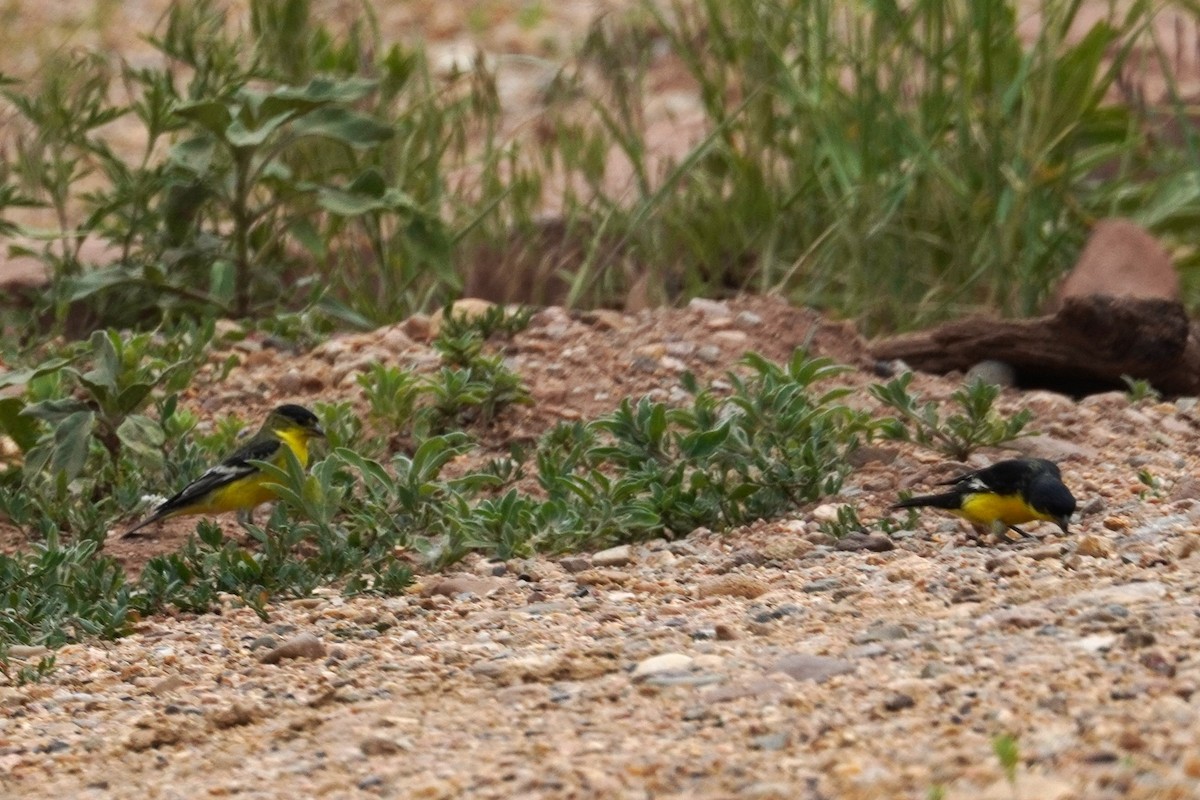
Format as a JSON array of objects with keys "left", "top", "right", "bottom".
[
  {"left": 155, "top": 437, "right": 282, "bottom": 514},
  {"left": 939, "top": 458, "right": 1057, "bottom": 496}
]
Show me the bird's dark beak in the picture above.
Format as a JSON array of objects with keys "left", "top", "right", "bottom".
[
  {"left": 313, "top": 423, "right": 326, "bottom": 438},
  {"left": 1056, "top": 516, "right": 1070, "bottom": 534}
]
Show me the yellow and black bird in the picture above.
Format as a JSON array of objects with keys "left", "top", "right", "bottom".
[
  {"left": 892, "top": 457, "right": 1076, "bottom": 537},
  {"left": 123, "top": 404, "right": 325, "bottom": 537}
]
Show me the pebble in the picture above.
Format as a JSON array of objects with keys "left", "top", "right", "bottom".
[
  {"left": 258, "top": 633, "right": 327, "bottom": 664},
  {"left": 558, "top": 555, "right": 591, "bottom": 573},
  {"left": 812, "top": 504, "right": 840, "bottom": 523},
  {"left": 1071, "top": 634, "right": 1118, "bottom": 654},
  {"left": 687, "top": 298, "right": 730, "bottom": 316},
  {"left": 632, "top": 653, "right": 694, "bottom": 680},
  {"left": 420, "top": 576, "right": 499, "bottom": 597},
  {"left": 802, "top": 577, "right": 840, "bottom": 593},
  {"left": 1075, "top": 534, "right": 1114, "bottom": 559},
  {"left": 882, "top": 693, "right": 915, "bottom": 712},
  {"left": 591, "top": 545, "right": 633, "bottom": 568},
  {"left": 696, "top": 575, "right": 768, "bottom": 599},
  {"left": 360, "top": 736, "right": 409, "bottom": 756},
  {"left": 851, "top": 622, "right": 909, "bottom": 644},
  {"left": 833, "top": 533, "right": 895, "bottom": 552},
  {"left": 771, "top": 654, "right": 855, "bottom": 683}
]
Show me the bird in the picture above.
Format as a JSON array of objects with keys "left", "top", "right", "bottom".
[
  {"left": 892, "top": 457, "right": 1076, "bottom": 538},
  {"left": 123, "top": 404, "right": 325, "bottom": 537}
]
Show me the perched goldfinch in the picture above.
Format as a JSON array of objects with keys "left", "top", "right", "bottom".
[
  {"left": 892, "top": 457, "right": 1076, "bottom": 537},
  {"left": 123, "top": 404, "right": 325, "bottom": 537}
]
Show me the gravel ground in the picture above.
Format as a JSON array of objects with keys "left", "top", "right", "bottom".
[{"left": 4, "top": 296, "right": 1200, "bottom": 799}]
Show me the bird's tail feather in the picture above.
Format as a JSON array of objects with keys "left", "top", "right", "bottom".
[
  {"left": 892, "top": 492, "right": 962, "bottom": 511},
  {"left": 122, "top": 512, "right": 164, "bottom": 538}
]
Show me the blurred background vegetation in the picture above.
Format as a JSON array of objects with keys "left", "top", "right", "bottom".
[{"left": 2, "top": 0, "right": 1200, "bottom": 340}]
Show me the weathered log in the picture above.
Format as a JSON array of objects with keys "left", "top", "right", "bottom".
[{"left": 868, "top": 295, "right": 1200, "bottom": 396}]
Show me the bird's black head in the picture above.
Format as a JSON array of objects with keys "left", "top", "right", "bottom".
[
  {"left": 270, "top": 404, "right": 325, "bottom": 437},
  {"left": 1030, "top": 472, "right": 1076, "bottom": 533}
]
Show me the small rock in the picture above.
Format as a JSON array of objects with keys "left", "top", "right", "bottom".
[
  {"left": 852, "top": 622, "right": 909, "bottom": 644},
  {"left": 419, "top": 576, "right": 498, "bottom": 598},
  {"left": 1122, "top": 628, "right": 1155, "bottom": 649},
  {"left": 771, "top": 653, "right": 855, "bottom": 683},
  {"left": 1071, "top": 634, "right": 1117, "bottom": 654},
  {"left": 258, "top": 633, "right": 326, "bottom": 664},
  {"left": 361, "top": 736, "right": 408, "bottom": 756},
  {"left": 632, "top": 653, "right": 694, "bottom": 681},
  {"left": 751, "top": 605, "right": 801, "bottom": 623},
  {"left": 749, "top": 732, "right": 789, "bottom": 751},
  {"left": 696, "top": 575, "right": 768, "bottom": 599},
  {"left": 210, "top": 703, "right": 258, "bottom": 729},
  {"left": 802, "top": 578, "right": 840, "bottom": 593},
  {"left": 558, "top": 555, "right": 591, "bottom": 573},
  {"left": 713, "top": 623, "right": 738, "bottom": 641},
  {"left": 712, "top": 329, "right": 749, "bottom": 347},
  {"left": 1075, "top": 534, "right": 1114, "bottom": 559},
  {"left": 833, "top": 533, "right": 894, "bottom": 552},
  {"left": 812, "top": 504, "right": 841, "bottom": 523},
  {"left": 1140, "top": 651, "right": 1176, "bottom": 677},
  {"left": 149, "top": 675, "right": 188, "bottom": 695},
  {"left": 883, "top": 693, "right": 915, "bottom": 712},
  {"left": 592, "top": 544, "right": 633, "bottom": 568},
  {"left": 688, "top": 297, "right": 731, "bottom": 316},
  {"left": 1027, "top": 544, "right": 1065, "bottom": 561},
  {"left": 966, "top": 359, "right": 1015, "bottom": 387},
  {"left": 247, "top": 635, "right": 278, "bottom": 652},
  {"left": 574, "top": 568, "right": 630, "bottom": 586}
]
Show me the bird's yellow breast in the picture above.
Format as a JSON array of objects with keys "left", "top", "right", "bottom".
[
  {"left": 274, "top": 427, "right": 313, "bottom": 468},
  {"left": 957, "top": 492, "right": 1049, "bottom": 527}
]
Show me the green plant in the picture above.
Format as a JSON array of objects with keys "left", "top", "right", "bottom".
[
  {"left": 358, "top": 364, "right": 422, "bottom": 433},
  {"left": 0, "top": 537, "right": 132, "bottom": 660},
  {"left": 992, "top": 733, "right": 1021, "bottom": 793},
  {"left": 871, "top": 373, "right": 1033, "bottom": 460},
  {"left": 821, "top": 503, "right": 917, "bottom": 540},
  {"left": 418, "top": 328, "right": 532, "bottom": 434},
  {"left": 438, "top": 304, "right": 535, "bottom": 341},
  {"left": 537, "top": 350, "right": 871, "bottom": 544},
  {"left": 1121, "top": 374, "right": 1161, "bottom": 404},
  {"left": 0, "top": 328, "right": 210, "bottom": 541}
]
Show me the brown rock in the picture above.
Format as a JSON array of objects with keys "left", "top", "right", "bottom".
[
  {"left": 696, "top": 575, "right": 769, "bottom": 599},
  {"left": 1050, "top": 218, "right": 1179, "bottom": 310},
  {"left": 419, "top": 576, "right": 499, "bottom": 597},
  {"left": 210, "top": 703, "right": 258, "bottom": 729},
  {"left": 257, "top": 632, "right": 327, "bottom": 664}
]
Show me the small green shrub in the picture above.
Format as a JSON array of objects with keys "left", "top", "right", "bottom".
[{"left": 871, "top": 372, "right": 1032, "bottom": 460}]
